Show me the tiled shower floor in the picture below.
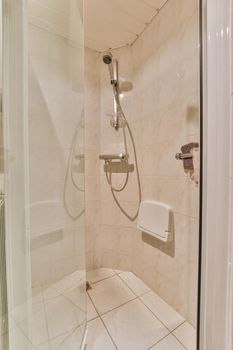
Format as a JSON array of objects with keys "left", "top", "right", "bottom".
[
  {"left": 1, "top": 268, "right": 196, "bottom": 350},
  {"left": 86, "top": 268, "right": 196, "bottom": 350},
  {"left": 1, "top": 270, "right": 86, "bottom": 349}
]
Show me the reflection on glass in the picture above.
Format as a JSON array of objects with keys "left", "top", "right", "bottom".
[
  {"left": 27, "top": 0, "right": 85, "bottom": 348},
  {"left": 2, "top": 0, "right": 85, "bottom": 348}
]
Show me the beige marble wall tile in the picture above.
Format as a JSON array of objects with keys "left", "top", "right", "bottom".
[{"left": 85, "top": 0, "right": 200, "bottom": 327}]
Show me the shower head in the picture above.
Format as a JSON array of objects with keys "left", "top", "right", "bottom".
[
  {"left": 103, "top": 52, "right": 113, "bottom": 65},
  {"left": 102, "top": 51, "right": 118, "bottom": 85}
]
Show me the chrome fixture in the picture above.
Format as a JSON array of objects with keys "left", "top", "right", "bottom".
[
  {"left": 100, "top": 52, "right": 142, "bottom": 221},
  {"left": 104, "top": 162, "right": 134, "bottom": 174},
  {"left": 102, "top": 51, "right": 118, "bottom": 85},
  {"left": 63, "top": 117, "right": 85, "bottom": 221},
  {"left": 99, "top": 153, "right": 129, "bottom": 161},
  {"left": 102, "top": 51, "right": 120, "bottom": 129},
  {"left": 175, "top": 152, "right": 193, "bottom": 160}
]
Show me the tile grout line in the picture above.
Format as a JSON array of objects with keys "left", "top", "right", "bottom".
[
  {"left": 44, "top": 326, "right": 80, "bottom": 349},
  {"left": 14, "top": 302, "right": 50, "bottom": 349},
  {"left": 137, "top": 288, "right": 190, "bottom": 335},
  {"left": 86, "top": 269, "right": 116, "bottom": 285},
  {"left": 145, "top": 333, "right": 174, "bottom": 350},
  {"left": 42, "top": 287, "right": 87, "bottom": 337},
  {"left": 87, "top": 272, "right": 138, "bottom": 317},
  {"left": 138, "top": 294, "right": 193, "bottom": 350},
  {"left": 54, "top": 324, "right": 83, "bottom": 350},
  {"left": 13, "top": 324, "right": 37, "bottom": 350},
  {"left": 44, "top": 274, "right": 85, "bottom": 297},
  {"left": 86, "top": 293, "right": 99, "bottom": 322},
  {"left": 87, "top": 287, "right": 118, "bottom": 348},
  {"left": 137, "top": 296, "right": 178, "bottom": 334},
  {"left": 117, "top": 272, "right": 151, "bottom": 298},
  {"left": 41, "top": 289, "right": 52, "bottom": 350},
  {"left": 86, "top": 292, "right": 118, "bottom": 349},
  {"left": 88, "top": 274, "right": 116, "bottom": 285},
  {"left": 86, "top": 291, "right": 101, "bottom": 318},
  {"left": 98, "top": 317, "right": 118, "bottom": 350},
  {"left": 86, "top": 274, "right": 130, "bottom": 350},
  {"left": 171, "top": 321, "right": 196, "bottom": 350},
  {"left": 61, "top": 291, "right": 86, "bottom": 315},
  {"left": 171, "top": 335, "right": 188, "bottom": 350},
  {"left": 171, "top": 327, "right": 189, "bottom": 350},
  {"left": 38, "top": 273, "right": 85, "bottom": 307},
  {"left": 14, "top": 321, "right": 43, "bottom": 349},
  {"left": 12, "top": 292, "right": 46, "bottom": 324},
  {"left": 138, "top": 291, "right": 186, "bottom": 333},
  {"left": 171, "top": 320, "right": 186, "bottom": 333},
  {"left": 42, "top": 282, "right": 87, "bottom": 349}
]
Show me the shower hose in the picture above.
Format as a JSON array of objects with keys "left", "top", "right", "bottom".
[
  {"left": 105, "top": 91, "right": 141, "bottom": 221},
  {"left": 63, "top": 123, "right": 85, "bottom": 221}
]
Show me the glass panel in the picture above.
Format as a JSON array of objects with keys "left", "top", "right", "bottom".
[
  {"left": 84, "top": 1, "right": 200, "bottom": 349},
  {"left": 27, "top": 0, "right": 86, "bottom": 348},
  {"left": 1, "top": 0, "right": 86, "bottom": 349}
]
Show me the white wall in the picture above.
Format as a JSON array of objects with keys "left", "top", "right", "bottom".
[{"left": 200, "top": 0, "right": 232, "bottom": 349}]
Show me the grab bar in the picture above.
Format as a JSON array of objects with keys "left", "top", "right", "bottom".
[{"left": 175, "top": 152, "right": 193, "bottom": 160}]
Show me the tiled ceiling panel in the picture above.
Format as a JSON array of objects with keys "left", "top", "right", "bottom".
[{"left": 84, "top": 0, "right": 168, "bottom": 52}]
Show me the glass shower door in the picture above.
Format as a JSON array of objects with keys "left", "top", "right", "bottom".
[
  {"left": 27, "top": 0, "right": 86, "bottom": 348},
  {"left": 1, "top": 0, "right": 86, "bottom": 348}
]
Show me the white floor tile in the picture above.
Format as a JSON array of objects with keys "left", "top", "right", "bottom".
[
  {"left": 56, "top": 326, "right": 84, "bottom": 350},
  {"left": 63, "top": 282, "right": 86, "bottom": 313},
  {"left": 150, "top": 334, "right": 185, "bottom": 349},
  {"left": 140, "top": 291, "right": 185, "bottom": 331},
  {"left": 119, "top": 272, "right": 150, "bottom": 296},
  {"left": 18, "top": 307, "right": 48, "bottom": 346},
  {"left": 31, "top": 292, "right": 43, "bottom": 305},
  {"left": 51, "top": 270, "right": 85, "bottom": 294},
  {"left": 87, "top": 268, "right": 115, "bottom": 284},
  {"left": 102, "top": 299, "right": 169, "bottom": 350},
  {"left": 87, "top": 294, "right": 98, "bottom": 321},
  {"left": 43, "top": 285, "right": 61, "bottom": 302},
  {"left": 49, "top": 329, "right": 75, "bottom": 350},
  {"left": 87, "top": 318, "right": 116, "bottom": 350},
  {"left": 88, "top": 276, "right": 135, "bottom": 314},
  {"left": 173, "top": 322, "right": 196, "bottom": 350},
  {"left": 8, "top": 326, "right": 35, "bottom": 349},
  {"left": 12, "top": 298, "right": 44, "bottom": 323},
  {"left": 45, "top": 296, "right": 84, "bottom": 339}
]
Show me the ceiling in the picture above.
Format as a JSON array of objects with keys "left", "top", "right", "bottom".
[{"left": 84, "top": 0, "right": 168, "bottom": 52}]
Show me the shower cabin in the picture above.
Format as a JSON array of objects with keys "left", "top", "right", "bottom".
[{"left": 0, "top": 0, "right": 232, "bottom": 349}]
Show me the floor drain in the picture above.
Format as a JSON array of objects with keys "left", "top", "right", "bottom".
[{"left": 86, "top": 281, "right": 92, "bottom": 291}]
